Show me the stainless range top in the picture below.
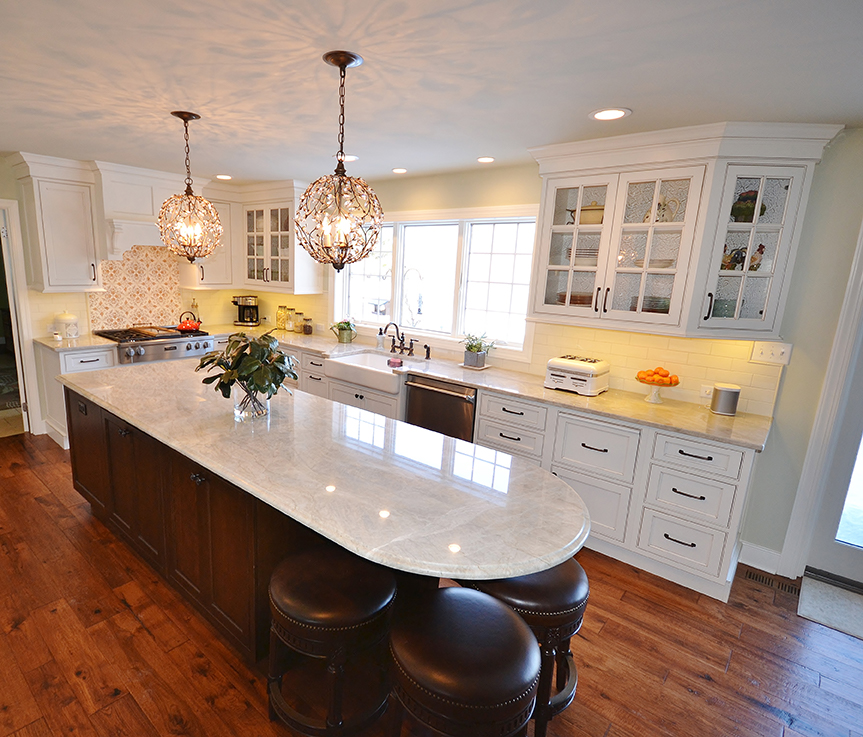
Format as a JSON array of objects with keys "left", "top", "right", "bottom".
[{"left": 94, "top": 326, "right": 214, "bottom": 364}]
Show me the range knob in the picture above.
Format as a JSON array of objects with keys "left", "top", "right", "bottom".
[
  {"left": 124, "top": 347, "right": 135, "bottom": 358},
  {"left": 195, "top": 342, "right": 200, "bottom": 349},
  {"left": 136, "top": 346, "right": 146, "bottom": 356},
  {"left": 186, "top": 343, "right": 193, "bottom": 351}
]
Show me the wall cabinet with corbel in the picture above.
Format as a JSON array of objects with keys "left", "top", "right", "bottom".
[{"left": 529, "top": 122, "right": 842, "bottom": 338}]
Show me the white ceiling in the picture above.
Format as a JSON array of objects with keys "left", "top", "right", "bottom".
[{"left": 2, "top": 0, "right": 861, "bottom": 184}]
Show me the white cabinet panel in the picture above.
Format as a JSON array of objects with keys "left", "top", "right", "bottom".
[
  {"left": 60, "top": 348, "right": 116, "bottom": 373},
  {"left": 637, "top": 509, "right": 727, "bottom": 576},
  {"left": 553, "top": 413, "right": 640, "bottom": 483},
  {"left": 553, "top": 465, "right": 631, "bottom": 543},
  {"left": 646, "top": 465, "right": 736, "bottom": 526},
  {"left": 475, "top": 418, "right": 545, "bottom": 459},
  {"left": 478, "top": 393, "right": 548, "bottom": 431},
  {"left": 328, "top": 380, "right": 400, "bottom": 420},
  {"left": 652, "top": 433, "right": 743, "bottom": 479}
]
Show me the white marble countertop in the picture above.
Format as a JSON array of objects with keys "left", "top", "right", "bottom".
[
  {"left": 34, "top": 334, "right": 117, "bottom": 352},
  {"left": 58, "top": 359, "right": 591, "bottom": 580}
]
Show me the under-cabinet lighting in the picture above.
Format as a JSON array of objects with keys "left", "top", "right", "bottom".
[
  {"left": 590, "top": 108, "right": 632, "bottom": 121},
  {"left": 477, "top": 157, "right": 495, "bottom": 164}
]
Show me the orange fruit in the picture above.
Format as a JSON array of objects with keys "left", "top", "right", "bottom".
[
  {"left": 637, "top": 371, "right": 647, "bottom": 380},
  {"left": 670, "top": 375, "right": 679, "bottom": 385},
  {"left": 645, "top": 369, "right": 655, "bottom": 376},
  {"left": 656, "top": 367, "right": 670, "bottom": 377}
]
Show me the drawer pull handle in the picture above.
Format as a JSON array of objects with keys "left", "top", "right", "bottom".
[
  {"left": 190, "top": 473, "right": 206, "bottom": 485},
  {"left": 581, "top": 442, "right": 609, "bottom": 453},
  {"left": 79, "top": 358, "right": 100, "bottom": 364},
  {"left": 501, "top": 407, "right": 524, "bottom": 416},
  {"left": 664, "top": 533, "right": 696, "bottom": 548},
  {"left": 594, "top": 287, "right": 601, "bottom": 313},
  {"left": 308, "top": 375, "right": 322, "bottom": 381},
  {"left": 678, "top": 449, "right": 714, "bottom": 461},
  {"left": 499, "top": 432, "right": 522, "bottom": 442},
  {"left": 310, "top": 361, "right": 322, "bottom": 367},
  {"left": 672, "top": 487, "right": 706, "bottom": 501},
  {"left": 703, "top": 292, "right": 714, "bottom": 321}
]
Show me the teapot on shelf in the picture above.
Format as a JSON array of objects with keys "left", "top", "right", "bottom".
[{"left": 644, "top": 194, "right": 681, "bottom": 223}]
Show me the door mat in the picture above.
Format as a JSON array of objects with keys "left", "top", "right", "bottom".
[{"left": 798, "top": 576, "right": 863, "bottom": 641}]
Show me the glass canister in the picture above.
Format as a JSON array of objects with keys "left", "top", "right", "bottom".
[
  {"left": 294, "top": 312, "right": 304, "bottom": 333},
  {"left": 276, "top": 305, "right": 287, "bottom": 330},
  {"left": 303, "top": 317, "right": 313, "bottom": 335},
  {"left": 285, "top": 307, "right": 295, "bottom": 332}
]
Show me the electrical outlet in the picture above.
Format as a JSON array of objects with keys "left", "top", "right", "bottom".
[
  {"left": 751, "top": 341, "right": 793, "bottom": 366},
  {"left": 700, "top": 385, "right": 713, "bottom": 399}
]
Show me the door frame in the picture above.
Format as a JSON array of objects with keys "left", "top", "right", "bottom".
[
  {"left": 778, "top": 215, "right": 863, "bottom": 578},
  {"left": 0, "top": 198, "right": 41, "bottom": 435}
]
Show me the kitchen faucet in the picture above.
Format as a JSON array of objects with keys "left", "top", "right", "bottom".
[{"left": 382, "top": 322, "right": 403, "bottom": 353}]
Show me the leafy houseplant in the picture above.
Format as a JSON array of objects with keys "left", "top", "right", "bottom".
[
  {"left": 462, "top": 333, "right": 495, "bottom": 368},
  {"left": 196, "top": 331, "right": 298, "bottom": 419}
]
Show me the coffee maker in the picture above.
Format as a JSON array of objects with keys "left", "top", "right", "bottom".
[{"left": 232, "top": 295, "right": 260, "bottom": 326}]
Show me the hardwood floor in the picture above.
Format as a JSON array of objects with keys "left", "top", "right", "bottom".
[{"left": 1, "top": 431, "right": 862, "bottom": 737}]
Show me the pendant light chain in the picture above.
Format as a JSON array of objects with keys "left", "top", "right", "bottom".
[
  {"left": 183, "top": 118, "right": 194, "bottom": 195},
  {"left": 336, "top": 64, "right": 347, "bottom": 172}
]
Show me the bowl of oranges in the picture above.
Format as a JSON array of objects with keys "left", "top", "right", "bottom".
[{"left": 636, "top": 367, "right": 679, "bottom": 404}]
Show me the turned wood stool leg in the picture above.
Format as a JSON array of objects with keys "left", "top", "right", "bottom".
[
  {"left": 556, "top": 636, "right": 573, "bottom": 691},
  {"left": 327, "top": 647, "right": 347, "bottom": 730},
  {"left": 533, "top": 634, "right": 556, "bottom": 737}
]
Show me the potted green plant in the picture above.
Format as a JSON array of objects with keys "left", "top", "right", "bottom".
[
  {"left": 330, "top": 319, "right": 358, "bottom": 343},
  {"left": 196, "top": 331, "right": 298, "bottom": 420},
  {"left": 462, "top": 333, "right": 495, "bottom": 368}
]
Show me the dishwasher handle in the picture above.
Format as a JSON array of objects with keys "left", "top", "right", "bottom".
[{"left": 405, "top": 380, "right": 476, "bottom": 402}]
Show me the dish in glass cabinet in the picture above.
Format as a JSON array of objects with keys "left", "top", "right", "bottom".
[
  {"left": 633, "top": 259, "right": 675, "bottom": 269},
  {"left": 558, "top": 292, "right": 594, "bottom": 306}
]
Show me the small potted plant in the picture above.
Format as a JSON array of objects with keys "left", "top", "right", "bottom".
[
  {"left": 196, "top": 331, "right": 298, "bottom": 420},
  {"left": 462, "top": 333, "right": 494, "bottom": 368},
  {"left": 330, "top": 319, "right": 358, "bottom": 343}
]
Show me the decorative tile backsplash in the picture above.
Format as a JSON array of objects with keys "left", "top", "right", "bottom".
[{"left": 88, "top": 246, "right": 182, "bottom": 330}]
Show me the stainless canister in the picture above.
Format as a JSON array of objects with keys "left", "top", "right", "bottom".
[{"left": 710, "top": 383, "right": 741, "bottom": 416}]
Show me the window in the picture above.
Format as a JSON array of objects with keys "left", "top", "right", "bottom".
[{"left": 336, "top": 212, "right": 536, "bottom": 348}]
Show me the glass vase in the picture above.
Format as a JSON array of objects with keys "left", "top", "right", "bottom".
[{"left": 233, "top": 382, "right": 270, "bottom": 421}]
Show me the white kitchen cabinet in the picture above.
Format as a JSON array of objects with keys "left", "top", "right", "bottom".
[
  {"left": 473, "top": 391, "right": 550, "bottom": 464},
  {"left": 244, "top": 202, "right": 322, "bottom": 294},
  {"left": 551, "top": 464, "right": 631, "bottom": 543},
  {"left": 35, "top": 341, "right": 117, "bottom": 448},
  {"left": 529, "top": 122, "right": 841, "bottom": 337},
  {"left": 553, "top": 412, "right": 640, "bottom": 483},
  {"left": 181, "top": 200, "right": 234, "bottom": 288},
  {"left": 299, "top": 352, "right": 329, "bottom": 398},
  {"left": 533, "top": 166, "right": 703, "bottom": 328},
  {"left": 9, "top": 153, "right": 102, "bottom": 292},
  {"left": 328, "top": 379, "right": 401, "bottom": 420}
]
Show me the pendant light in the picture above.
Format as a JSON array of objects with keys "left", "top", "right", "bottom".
[
  {"left": 296, "top": 51, "right": 383, "bottom": 272},
  {"left": 157, "top": 111, "right": 223, "bottom": 263}
]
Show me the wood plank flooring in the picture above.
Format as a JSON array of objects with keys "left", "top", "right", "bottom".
[{"left": 1, "top": 431, "right": 862, "bottom": 737}]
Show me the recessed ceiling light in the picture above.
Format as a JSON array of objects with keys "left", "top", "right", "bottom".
[
  {"left": 392, "top": 168, "right": 407, "bottom": 174},
  {"left": 477, "top": 156, "right": 495, "bottom": 164},
  {"left": 215, "top": 174, "right": 232, "bottom": 180},
  {"left": 590, "top": 108, "right": 632, "bottom": 121}
]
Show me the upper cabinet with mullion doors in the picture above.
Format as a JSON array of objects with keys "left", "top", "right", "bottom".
[{"left": 530, "top": 123, "right": 842, "bottom": 338}]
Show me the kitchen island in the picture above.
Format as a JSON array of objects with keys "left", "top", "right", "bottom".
[{"left": 58, "top": 359, "right": 590, "bottom": 660}]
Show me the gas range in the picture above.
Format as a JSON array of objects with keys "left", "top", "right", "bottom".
[{"left": 93, "top": 326, "right": 215, "bottom": 364}]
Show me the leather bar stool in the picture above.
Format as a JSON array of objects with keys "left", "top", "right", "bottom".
[
  {"left": 268, "top": 545, "right": 397, "bottom": 736},
  {"left": 388, "top": 586, "right": 541, "bottom": 737},
  {"left": 458, "top": 558, "right": 589, "bottom": 737}
]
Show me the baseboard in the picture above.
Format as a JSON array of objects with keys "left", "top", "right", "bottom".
[
  {"left": 738, "top": 541, "right": 781, "bottom": 574},
  {"left": 44, "top": 417, "right": 69, "bottom": 450}
]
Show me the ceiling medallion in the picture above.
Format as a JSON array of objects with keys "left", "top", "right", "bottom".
[
  {"left": 157, "top": 111, "right": 223, "bottom": 263},
  {"left": 296, "top": 51, "right": 384, "bottom": 272}
]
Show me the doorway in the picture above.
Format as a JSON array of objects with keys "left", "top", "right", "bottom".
[{"left": 0, "top": 202, "right": 29, "bottom": 437}]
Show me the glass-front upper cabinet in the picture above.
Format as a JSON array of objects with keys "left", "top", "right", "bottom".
[
  {"left": 244, "top": 203, "right": 293, "bottom": 289},
  {"left": 603, "top": 167, "right": 704, "bottom": 325},
  {"left": 534, "top": 174, "right": 618, "bottom": 316},
  {"left": 699, "top": 165, "right": 805, "bottom": 333}
]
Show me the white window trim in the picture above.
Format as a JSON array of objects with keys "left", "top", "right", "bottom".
[{"left": 328, "top": 204, "right": 539, "bottom": 363}]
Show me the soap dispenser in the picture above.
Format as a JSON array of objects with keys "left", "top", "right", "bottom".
[{"left": 376, "top": 328, "right": 385, "bottom": 350}]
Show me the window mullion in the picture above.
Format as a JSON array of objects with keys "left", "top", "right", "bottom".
[
  {"left": 391, "top": 223, "right": 405, "bottom": 325},
  {"left": 454, "top": 221, "right": 469, "bottom": 337}
]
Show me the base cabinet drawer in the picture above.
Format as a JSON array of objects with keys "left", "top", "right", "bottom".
[
  {"left": 554, "top": 413, "right": 639, "bottom": 483},
  {"left": 646, "top": 465, "right": 736, "bottom": 526},
  {"left": 653, "top": 433, "right": 743, "bottom": 480},
  {"left": 552, "top": 465, "right": 630, "bottom": 543},
  {"left": 301, "top": 371, "right": 329, "bottom": 397},
  {"left": 478, "top": 393, "right": 547, "bottom": 431},
  {"left": 61, "top": 348, "right": 116, "bottom": 373},
  {"left": 475, "top": 418, "right": 544, "bottom": 459},
  {"left": 637, "top": 509, "right": 726, "bottom": 576}
]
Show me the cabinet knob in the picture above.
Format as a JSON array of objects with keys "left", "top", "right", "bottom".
[
  {"left": 118, "top": 428, "right": 131, "bottom": 437},
  {"left": 190, "top": 473, "right": 206, "bottom": 485}
]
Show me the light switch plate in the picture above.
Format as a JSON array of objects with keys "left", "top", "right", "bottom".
[{"left": 751, "top": 341, "right": 793, "bottom": 365}]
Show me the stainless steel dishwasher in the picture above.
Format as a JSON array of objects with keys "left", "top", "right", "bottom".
[{"left": 404, "top": 375, "right": 476, "bottom": 442}]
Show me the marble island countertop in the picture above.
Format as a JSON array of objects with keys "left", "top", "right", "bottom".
[{"left": 58, "top": 359, "right": 590, "bottom": 580}]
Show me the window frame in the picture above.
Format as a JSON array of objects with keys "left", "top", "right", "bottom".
[{"left": 330, "top": 205, "right": 539, "bottom": 362}]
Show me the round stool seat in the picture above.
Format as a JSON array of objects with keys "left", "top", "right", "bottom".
[
  {"left": 465, "top": 557, "right": 589, "bottom": 630},
  {"left": 389, "top": 587, "right": 541, "bottom": 736},
  {"left": 269, "top": 546, "right": 397, "bottom": 654}
]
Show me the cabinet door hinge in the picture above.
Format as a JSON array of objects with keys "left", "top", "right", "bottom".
[
  {"left": 21, "top": 401, "right": 28, "bottom": 413},
  {"left": 0, "top": 226, "right": 8, "bottom": 239}
]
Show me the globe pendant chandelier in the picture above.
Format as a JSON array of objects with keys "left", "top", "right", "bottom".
[
  {"left": 157, "top": 111, "right": 223, "bottom": 263},
  {"left": 296, "top": 51, "right": 383, "bottom": 272}
]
